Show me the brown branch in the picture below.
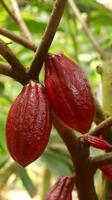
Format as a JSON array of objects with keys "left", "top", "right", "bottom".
[
  {"left": 29, "top": 0, "right": 67, "bottom": 80},
  {"left": 94, "top": 98, "right": 106, "bottom": 124},
  {"left": 0, "top": 63, "right": 13, "bottom": 76},
  {"left": 0, "top": 28, "right": 37, "bottom": 51},
  {"left": 0, "top": 62, "right": 28, "bottom": 84},
  {"left": 0, "top": 0, "right": 17, "bottom": 21},
  {"left": 91, "top": 152, "right": 112, "bottom": 169},
  {"left": 52, "top": 112, "right": 78, "bottom": 160},
  {"left": 68, "top": 0, "right": 108, "bottom": 61},
  {"left": 89, "top": 117, "right": 112, "bottom": 136},
  {"left": 0, "top": 39, "right": 29, "bottom": 84},
  {"left": 10, "top": 0, "right": 34, "bottom": 42},
  {"left": 0, "top": 38, "right": 24, "bottom": 69}
]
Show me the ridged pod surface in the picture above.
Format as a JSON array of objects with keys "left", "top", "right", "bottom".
[
  {"left": 45, "top": 53, "right": 95, "bottom": 133},
  {"left": 45, "top": 176, "right": 74, "bottom": 200},
  {"left": 100, "top": 165, "right": 112, "bottom": 182},
  {"left": 83, "top": 135, "right": 112, "bottom": 150},
  {"left": 6, "top": 81, "right": 52, "bottom": 167}
]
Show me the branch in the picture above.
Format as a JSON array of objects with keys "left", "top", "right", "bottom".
[
  {"left": 89, "top": 117, "right": 112, "bottom": 136},
  {"left": 0, "top": 39, "right": 29, "bottom": 84},
  {"left": 52, "top": 112, "right": 78, "bottom": 162},
  {"left": 94, "top": 98, "right": 106, "bottom": 124},
  {"left": 0, "top": 28, "right": 37, "bottom": 51},
  {"left": 68, "top": 0, "right": 108, "bottom": 61},
  {"left": 0, "top": 62, "right": 27, "bottom": 84},
  {"left": 0, "top": 0, "right": 17, "bottom": 21},
  {"left": 91, "top": 152, "right": 112, "bottom": 169},
  {"left": 0, "top": 63, "right": 13, "bottom": 77},
  {"left": 29, "top": 0, "right": 67, "bottom": 80},
  {"left": 10, "top": 0, "right": 34, "bottom": 42}
]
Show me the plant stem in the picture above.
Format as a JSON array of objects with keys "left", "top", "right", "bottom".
[
  {"left": 91, "top": 152, "right": 112, "bottom": 170},
  {"left": 10, "top": 0, "right": 34, "bottom": 42},
  {"left": 100, "top": 60, "right": 112, "bottom": 200},
  {"left": 0, "top": 39, "right": 29, "bottom": 84},
  {"left": 68, "top": 0, "right": 108, "bottom": 61},
  {"left": 0, "top": 28, "right": 37, "bottom": 51},
  {"left": 29, "top": 0, "right": 67, "bottom": 80},
  {"left": 39, "top": 166, "right": 51, "bottom": 200},
  {"left": 53, "top": 113, "right": 98, "bottom": 200},
  {"left": 89, "top": 117, "right": 112, "bottom": 136}
]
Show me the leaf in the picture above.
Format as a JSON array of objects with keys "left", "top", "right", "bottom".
[
  {"left": 41, "top": 148, "right": 73, "bottom": 176},
  {"left": 16, "top": 165, "right": 36, "bottom": 197}
]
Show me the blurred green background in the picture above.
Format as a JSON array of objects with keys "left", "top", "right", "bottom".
[{"left": 0, "top": 0, "right": 112, "bottom": 199}]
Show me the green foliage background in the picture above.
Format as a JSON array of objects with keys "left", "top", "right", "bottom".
[{"left": 0, "top": 0, "right": 111, "bottom": 199}]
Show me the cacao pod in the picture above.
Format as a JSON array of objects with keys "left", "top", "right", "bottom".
[
  {"left": 45, "top": 176, "right": 74, "bottom": 200},
  {"left": 6, "top": 81, "right": 52, "bottom": 167},
  {"left": 100, "top": 165, "right": 112, "bottom": 182},
  {"left": 45, "top": 53, "right": 95, "bottom": 133},
  {"left": 83, "top": 135, "right": 112, "bottom": 150}
]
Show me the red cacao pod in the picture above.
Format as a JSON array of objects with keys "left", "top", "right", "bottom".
[
  {"left": 83, "top": 135, "right": 112, "bottom": 150},
  {"left": 45, "top": 176, "right": 74, "bottom": 200},
  {"left": 100, "top": 165, "right": 112, "bottom": 182},
  {"left": 45, "top": 53, "right": 95, "bottom": 133},
  {"left": 6, "top": 81, "right": 52, "bottom": 167}
]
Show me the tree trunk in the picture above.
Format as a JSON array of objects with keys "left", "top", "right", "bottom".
[{"left": 100, "top": 60, "right": 112, "bottom": 200}]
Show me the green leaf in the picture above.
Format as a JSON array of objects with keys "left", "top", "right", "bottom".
[
  {"left": 41, "top": 148, "right": 73, "bottom": 176},
  {"left": 16, "top": 165, "right": 36, "bottom": 197}
]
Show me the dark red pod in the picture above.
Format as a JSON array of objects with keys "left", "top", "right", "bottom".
[
  {"left": 100, "top": 165, "right": 112, "bottom": 182},
  {"left": 45, "top": 53, "right": 95, "bottom": 133},
  {"left": 83, "top": 135, "right": 112, "bottom": 150},
  {"left": 6, "top": 81, "right": 52, "bottom": 167},
  {"left": 45, "top": 176, "right": 74, "bottom": 200}
]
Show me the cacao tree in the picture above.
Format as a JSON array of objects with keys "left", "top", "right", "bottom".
[{"left": 0, "top": 0, "right": 112, "bottom": 200}]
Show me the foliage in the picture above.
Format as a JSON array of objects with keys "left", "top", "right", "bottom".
[{"left": 0, "top": 0, "right": 112, "bottom": 199}]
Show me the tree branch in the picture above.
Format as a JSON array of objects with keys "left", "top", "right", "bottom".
[
  {"left": 91, "top": 152, "right": 112, "bottom": 169},
  {"left": 0, "top": 39, "right": 29, "bottom": 84},
  {"left": 0, "top": 0, "right": 17, "bottom": 21},
  {"left": 68, "top": 0, "right": 109, "bottom": 61},
  {"left": 0, "top": 62, "right": 22, "bottom": 82},
  {"left": 89, "top": 117, "right": 112, "bottom": 136},
  {"left": 52, "top": 112, "right": 78, "bottom": 161},
  {"left": 0, "top": 28, "right": 37, "bottom": 51},
  {"left": 0, "top": 63, "right": 13, "bottom": 76},
  {"left": 94, "top": 98, "right": 106, "bottom": 124},
  {"left": 0, "top": 62, "right": 27, "bottom": 84},
  {"left": 10, "top": 0, "right": 34, "bottom": 42},
  {"left": 29, "top": 0, "right": 67, "bottom": 80}
]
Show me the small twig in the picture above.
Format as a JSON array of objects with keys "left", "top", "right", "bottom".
[
  {"left": 0, "top": 39, "right": 29, "bottom": 84},
  {"left": 0, "top": 0, "right": 17, "bottom": 21},
  {"left": 68, "top": 0, "right": 108, "bottom": 61},
  {"left": 0, "top": 62, "right": 14, "bottom": 76},
  {"left": 94, "top": 98, "right": 106, "bottom": 124},
  {"left": 10, "top": 0, "right": 34, "bottom": 42},
  {"left": 29, "top": 0, "right": 67, "bottom": 80},
  {"left": 89, "top": 117, "right": 112, "bottom": 136},
  {"left": 0, "top": 28, "right": 37, "bottom": 51},
  {"left": 91, "top": 152, "right": 112, "bottom": 170},
  {"left": 0, "top": 62, "right": 27, "bottom": 84},
  {"left": 0, "top": 38, "right": 24, "bottom": 70}
]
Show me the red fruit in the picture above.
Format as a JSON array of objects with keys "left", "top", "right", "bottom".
[
  {"left": 100, "top": 165, "right": 112, "bottom": 182},
  {"left": 45, "top": 53, "right": 95, "bottom": 133},
  {"left": 83, "top": 135, "right": 112, "bottom": 150},
  {"left": 6, "top": 81, "right": 52, "bottom": 167},
  {"left": 45, "top": 176, "right": 74, "bottom": 200}
]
